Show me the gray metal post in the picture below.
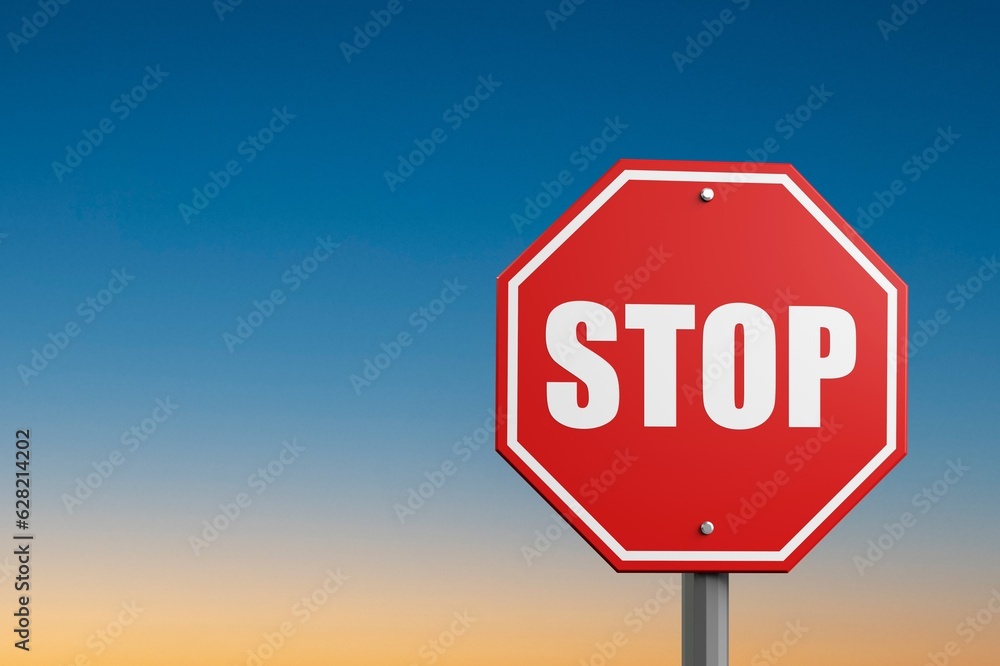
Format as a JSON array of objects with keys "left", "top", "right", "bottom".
[{"left": 682, "top": 573, "right": 729, "bottom": 666}]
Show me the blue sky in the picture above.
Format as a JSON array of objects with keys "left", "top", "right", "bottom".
[
  {"left": 4, "top": 0, "right": 996, "bottom": 453},
  {"left": 1, "top": 2, "right": 995, "bottom": 459}
]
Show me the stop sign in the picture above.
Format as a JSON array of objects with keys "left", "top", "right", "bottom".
[{"left": 497, "top": 160, "right": 907, "bottom": 573}]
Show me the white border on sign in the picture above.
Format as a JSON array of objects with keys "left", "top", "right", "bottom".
[{"left": 505, "top": 169, "right": 898, "bottom": 563}]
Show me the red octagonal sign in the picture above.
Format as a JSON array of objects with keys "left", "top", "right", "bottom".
[{"left": 497, "top": 160, "right": 908, "bottom": 572}]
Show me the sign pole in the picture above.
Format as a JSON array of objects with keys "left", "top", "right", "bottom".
[{"left": 682, "top": 572, "right": 729, "bottom": 666}]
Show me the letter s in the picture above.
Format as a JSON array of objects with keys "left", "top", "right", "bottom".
[{"left": 546, "top": 301, "right": 619, "bottom": 429}]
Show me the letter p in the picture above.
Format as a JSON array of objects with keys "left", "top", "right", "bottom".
[{"left": 788, "top": 306, "right": 856, "bottom": 427}]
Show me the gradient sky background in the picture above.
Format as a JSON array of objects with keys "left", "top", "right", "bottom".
[{"left": 1, "top": 0, "right": 999, "bottom": 664}]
